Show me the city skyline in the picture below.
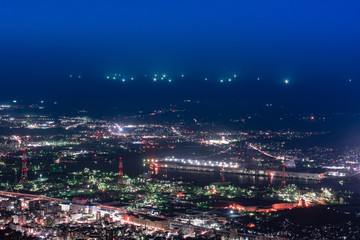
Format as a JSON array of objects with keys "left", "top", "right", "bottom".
[{"left": 1, "top": 1, "right": 360, "bottom": 239}]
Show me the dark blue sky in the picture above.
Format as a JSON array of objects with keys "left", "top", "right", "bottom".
[{"left": 1, "top": 1, "right": 360, "bottom": 112}]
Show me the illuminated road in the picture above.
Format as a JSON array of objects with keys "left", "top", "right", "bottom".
[
  {"left": 248, "top": 142, "right": 290, "bottom": 161},
  {"left": 0, "top": 190, "right": 71, "bottom": 203}
]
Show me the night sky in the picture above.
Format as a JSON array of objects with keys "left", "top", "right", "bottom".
[{"left": 1, "top": 1, "right": 360, "bottom": 112}]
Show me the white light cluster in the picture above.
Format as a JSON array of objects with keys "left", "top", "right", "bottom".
[{"left": 163, "top": 157, "right": 239, "bottom": 168}]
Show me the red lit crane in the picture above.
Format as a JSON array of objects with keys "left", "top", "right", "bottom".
[
  {"left": 20, "top": 149, "right": 28, "bottom": 183},
  {"left": 118, "top": 157, "right": 123, "bottom": 189}
]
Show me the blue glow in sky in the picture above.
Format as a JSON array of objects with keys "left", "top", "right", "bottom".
[{"left": 0, "top": 1, "right": 360, "bottom": 110}]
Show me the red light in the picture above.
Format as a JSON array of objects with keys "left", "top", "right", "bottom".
[{"left": 247, "top": 223, "right": 255, "bottom": 228}]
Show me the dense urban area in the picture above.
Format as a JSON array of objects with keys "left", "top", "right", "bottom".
[{"left": 0, "top": 101, "right": 359, "bottom": 239}]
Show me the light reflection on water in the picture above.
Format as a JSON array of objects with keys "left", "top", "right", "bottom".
[
  {"left": 155, "top": 169, "right": 360, "bottom": 193},
  {"left": 68, "top": 155, "right": 360, "bottom": 194}
]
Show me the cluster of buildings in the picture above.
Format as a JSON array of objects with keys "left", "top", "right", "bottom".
[{"left": 0, "top": 102, "right": 360, "bottom": 238}]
